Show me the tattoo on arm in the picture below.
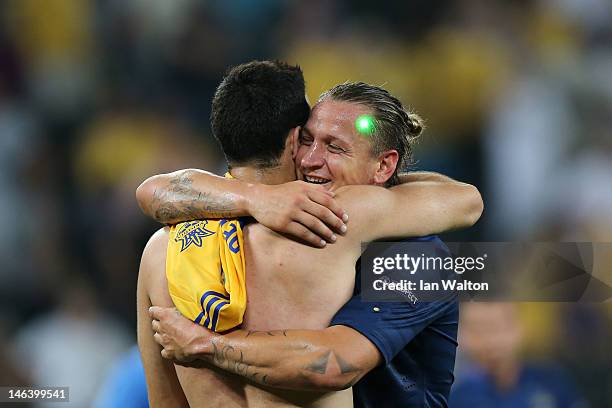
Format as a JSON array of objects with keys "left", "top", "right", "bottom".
[
  {"left": 304, "top": 351, "right": 332, "bottom": 374},
  {"left": 207, "top": 331, "right": 363, "bottom": 390},
  {"left": 150, "top": 171, "right": 238, "bottom": 222},
  {"left": 335, "top": 353, "right": 359, "bottom": 375},
  {"left": 303, "top": 350, "right": 363, "bottom": 389},
  {"left": 244, "top": 330, "right": 287, "bottom": 337},
  {"left": 210, "top": 341, "right": 272, "bottom": 386}
]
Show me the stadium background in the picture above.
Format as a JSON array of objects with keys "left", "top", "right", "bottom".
[{"left": 0, "top": 0, "right": 611, "bottom": 406}]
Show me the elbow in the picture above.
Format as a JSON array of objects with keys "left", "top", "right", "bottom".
[
  {"left": 463, "top": 184, "right": 484, "bottom": 227},
  {"left": 324, "top": 374, "right": 360, "bottom": 391},
  {"left": 326, "top": 377, "right": 357, "bottom": 392},
  {"left": 305, "top": 372, "right": 361, "bottom": 392},
  {"left": 136, "top": 176, "right": 160, "bottom": 218}
]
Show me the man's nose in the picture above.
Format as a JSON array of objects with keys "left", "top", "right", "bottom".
[{"left": 300, "top": 141, "right": 325, "bottom": 170}]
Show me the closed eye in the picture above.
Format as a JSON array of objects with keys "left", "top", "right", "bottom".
[{"left": 299, "top": 133, "right": 313, "bottom": 146}]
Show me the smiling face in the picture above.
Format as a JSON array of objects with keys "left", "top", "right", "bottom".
[{"left": 296, "top": 99, "right": 398, "bottom": 190}]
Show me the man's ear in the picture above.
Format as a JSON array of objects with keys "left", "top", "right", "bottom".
[
  {"left": 290, "top": 126, "right": 301, "bottom": 159},
  {"left": 373, "top": 150, "right": 399, "bottom": 185}
]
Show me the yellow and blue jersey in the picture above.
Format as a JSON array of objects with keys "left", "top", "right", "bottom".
[{"left": 166, "top": 201, "right": 247, "bottom": 333}]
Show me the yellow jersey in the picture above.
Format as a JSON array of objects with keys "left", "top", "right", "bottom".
[{"left": 165, "top": 183, "right": 247, "bottom": 332}]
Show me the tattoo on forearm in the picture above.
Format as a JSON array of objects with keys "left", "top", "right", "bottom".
[
  {"left": 244, "top": 330, "right": 287, "bottom": 338},
  {"left": 335, "top": 353, "right": 359, "bottom": 375},
  {"left": 208, "top": 333, "right": 362, "bottom": 390},
  {"left": 303, "top": 350, "right": 362, "bottom": 389},
  {"left": 210, "top": 341, "right": 271, "bottom": 386},
  {"left": 305, "top": 351, "right": 332, "bottom": 374},
  {"left": 150, "top": 171, "right": 238, "bottom": 222}
]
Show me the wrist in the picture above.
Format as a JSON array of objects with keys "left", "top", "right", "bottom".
[
  {"left": 189, "top": 330, "right": 221, "bottom": 362},
  {"left": 244, "top": 183, "right": 267, "bottom": 217}
]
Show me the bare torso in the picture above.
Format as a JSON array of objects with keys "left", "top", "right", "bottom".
[{"left": 174, "top": 221, "right": 363, "bottom": 408}]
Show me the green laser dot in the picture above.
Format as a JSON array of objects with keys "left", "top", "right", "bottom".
[{"left": 355, "top": 115, "right": 375, "bottom": 134}]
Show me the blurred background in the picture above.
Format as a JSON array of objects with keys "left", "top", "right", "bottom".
[{"left": 0, "top": 0, "right": 611, "bottom": 406}]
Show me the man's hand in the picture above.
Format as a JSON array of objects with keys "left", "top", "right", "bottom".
[
  {"left": 136, "top": 170, "right": 348, "bottom": 247},
  {"left": 150, "top": 306, "right": 380, "bottom": 391},
  {"left": 149, "top": 306, "right": 215, "bottom": 367},
  {"left": 248, "top": 181, "right": 348, "bottom": 247}
]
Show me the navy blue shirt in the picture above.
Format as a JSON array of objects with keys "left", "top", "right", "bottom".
[
  {"left": 331, "top": 236, "right": 459, "bottom": 408},
  {"left": 450, "top": 364, "right": 588, "bottom": 408}
]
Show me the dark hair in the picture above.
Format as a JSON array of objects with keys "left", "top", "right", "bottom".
[
  {"left": 318, "top": 82, "right": 423, "bottom": 186},
  {"left": 210, "top": 60, "right": 310, "bottom": 168}
]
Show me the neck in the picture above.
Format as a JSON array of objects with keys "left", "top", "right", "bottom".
[{"left": 229, "top": 166, "right": 291, "bottom": 185}]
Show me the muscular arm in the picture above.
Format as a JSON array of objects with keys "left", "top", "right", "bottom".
[
  {"left": 138, "top": 231, "right": 189, "bottom": 407},
  {"left": 136, "top": 169, "right": 450, "bottom": 224},
  {"left": 397, "top": 171, "right": 455, "bottom": 184},
  {"left": 337, "top": 176, "right": 483, "bottom": 241},
  {"left": 136, "top": 169, "right": 247, "bottom": 223},
  {"left": 136, "top": 169, "right": 347, "bottom": 246},
  {"left": 150, "top": 307, "right": 381, "bottom": 392}
]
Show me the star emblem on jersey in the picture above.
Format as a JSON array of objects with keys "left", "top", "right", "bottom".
[{"left": 175, "top": 221, "right": 215, "bottom": 252}]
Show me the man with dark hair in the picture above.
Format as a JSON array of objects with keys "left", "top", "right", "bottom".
[
  {"left": 138, "top": 66, "right": 482, "bottom": 407},
  {"left": 138, "top": 60, "right": 348, "bottom": 407},
  {"left": 144, "top": 61, "right": 343, "bottom": 244},
  {"left": 210, "top": 60, "right": 310, "bottom": 168}
]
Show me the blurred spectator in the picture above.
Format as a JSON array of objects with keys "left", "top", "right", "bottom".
[
  {"left": 451, "top": 303, "right": 588, "bottom": 408},
  {"left": 0, "top": 315, "right": 31, "bottom": 405},
  {"left": 4, "top": 0, "right": 97, "bottom": 119},
  {"left": 556, "top": 304, "right": 612, "bottom": 405},
  {"left": 11, "top": 276, "right": 131, "bottom": 407},
  {"left": 92, "top": 345, "right": 149, "bottom": 408}
]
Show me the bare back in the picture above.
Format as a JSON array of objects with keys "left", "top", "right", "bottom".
[
  {"left": 194, "top": 186, "right": 394, "bottom": 407},
  {"left": 242, "top": 224, "right": 361, "bottom": 330},
  {"left": 169, "top": 223, "right": 362, "bottom": 408},
  {"left": 236, "top": 223, "right": 363, "bottom": 407},
  {"left": 140, "top": 226, "right": 360, "bottom": 408},
  {"left": 143, "top": 189, "right": 384, "bottom": 407}
]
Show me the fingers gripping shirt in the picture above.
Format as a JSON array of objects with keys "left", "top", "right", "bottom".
[{"left": 165, "top": 176, "right": 247, "bottom": 333}]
